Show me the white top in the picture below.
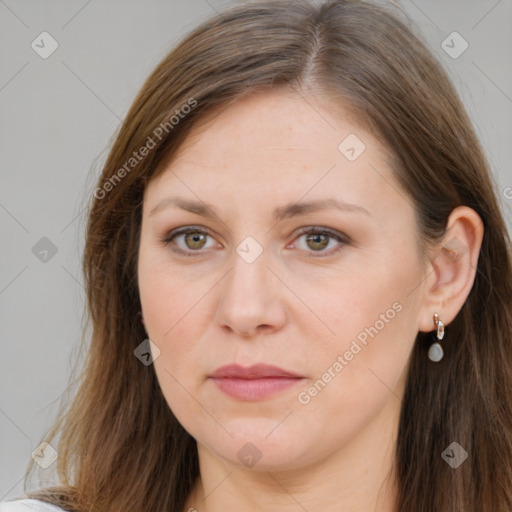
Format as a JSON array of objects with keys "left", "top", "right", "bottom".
[{"left": 0, "top": 499, "right": 66, "bottom": 512}]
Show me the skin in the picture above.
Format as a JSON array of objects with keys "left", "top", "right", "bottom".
[{"left": 137, "top": 89, "right": 483, "bottom": 512}]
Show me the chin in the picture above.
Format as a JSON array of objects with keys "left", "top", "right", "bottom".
[{"left": 194, "top": 417, "right": 326, "bottom": 471}]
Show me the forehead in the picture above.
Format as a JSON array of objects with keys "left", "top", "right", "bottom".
[{"left": 145, "top": 90, "right": 400, "bottom": 212}]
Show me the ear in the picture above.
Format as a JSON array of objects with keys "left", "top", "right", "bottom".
[{"left": 418, "top": 206, "right": 484, "bottom": 333}]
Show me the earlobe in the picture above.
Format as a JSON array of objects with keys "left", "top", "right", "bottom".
[{"left": 418, "top": 206, "right": 484, "bottom": 333}]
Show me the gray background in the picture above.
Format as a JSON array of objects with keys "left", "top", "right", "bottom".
[{"left": 1, "top": 0, "right": 511, "bottom": 500}]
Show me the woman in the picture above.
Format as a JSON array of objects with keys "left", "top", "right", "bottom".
[{"left": 2, "top": 0, "right": 512, "bottom": 511}]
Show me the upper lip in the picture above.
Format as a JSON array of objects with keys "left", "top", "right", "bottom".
[{"left": 210, "top": 364, "right": 303, "bottom": 379}]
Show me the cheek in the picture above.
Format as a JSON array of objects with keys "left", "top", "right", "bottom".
[
  {"left": 292, "top": 299, "right": 418, "bottom": 452},
  {"left": 138, "top": 249, "right": 217, "bottom": 384},
  {"left": 139, "top": 263, "right": 209, "bottom": 423},
  {"left": 138, "top": 246, "right": 206, "bottom": 344},
  {"left": 299, "top": 248, "right": 422, "bottom": 397},
  {"left": 138, "top": 258, "right": 199, "bottom": 406}
]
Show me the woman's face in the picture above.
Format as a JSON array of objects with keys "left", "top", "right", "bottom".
[{"left": 138, "top": 90, "right": 429, "bottom": 471}]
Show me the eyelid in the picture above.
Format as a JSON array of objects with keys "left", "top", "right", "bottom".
[
  {"left": 292, "top": 225, "right": 350, "bottom": 242},
  {"left": 162, "top": 225, "right": 216, "bottom": 243}
]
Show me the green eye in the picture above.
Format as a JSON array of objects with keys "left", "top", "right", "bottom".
[
  {"left": 162, "top": 225, "right": 349, "bottom": 258},
  {"left": 162, "top": 227, "right": 216, "bottom": 256},
  {"left": 183, "top": 232, "right": 208, "bottom": 250},
  {"left": 305, "top": 232, "right": 330, "bottom": 251},
  {"left": 292, "top": 227, "right": 348, "bottom": 256}
]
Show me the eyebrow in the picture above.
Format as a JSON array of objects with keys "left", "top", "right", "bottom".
[{"left": 148, "top": 196, "right": 370, "bottom": 221}]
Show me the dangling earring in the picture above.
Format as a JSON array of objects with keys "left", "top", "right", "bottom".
[{"left": 428, "top": 313, "right": 445, "bottom": 362}]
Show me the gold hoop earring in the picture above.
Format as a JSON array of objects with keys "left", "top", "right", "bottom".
[{"left": 428, "top": 313, "right": 445, "bottom": 362}]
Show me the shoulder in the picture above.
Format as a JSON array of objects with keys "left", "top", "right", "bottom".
[{"left": 0, "top": 499, "right": 67, "bottom": 512}]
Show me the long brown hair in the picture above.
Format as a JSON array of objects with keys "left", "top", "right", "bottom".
[{"left": 23, "top": 1, "right": 512, "bottom": 511}]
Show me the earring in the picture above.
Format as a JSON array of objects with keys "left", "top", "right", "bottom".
[{"left": 428, "top": 313, "right": 445, "bottom": 362}]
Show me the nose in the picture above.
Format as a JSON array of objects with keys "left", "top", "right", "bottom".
[{"left": 214, "top": 250, "right": 288, "bottom": 338}]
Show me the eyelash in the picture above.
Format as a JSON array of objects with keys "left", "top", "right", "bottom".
[{"left": 161, "top": 226, "right": 350, "bottom": 258}]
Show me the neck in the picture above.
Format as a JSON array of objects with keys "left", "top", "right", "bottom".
[{"left": 184, "top": 396, "right": 401, "bottom": 512}]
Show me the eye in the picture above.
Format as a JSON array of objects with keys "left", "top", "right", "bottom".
[
  {"left": 288, "top": 227, "right": 349, "bottom": 256},
  {"left": 161, "top": 225, "right": 349, "bottom": 258},
  {"left": 162, "top": 227, "right": 220, "bottom": 256}
]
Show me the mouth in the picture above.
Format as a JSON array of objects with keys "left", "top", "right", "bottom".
[{"left": 208, "top": 364, "right": 305, "bottom": 401}]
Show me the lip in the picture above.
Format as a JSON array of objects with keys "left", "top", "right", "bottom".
[
  {"left": 210, "top": 363, "right": 302, "bottom": 379},
  {"left": 209, "top": 364, "right": 305, "bottom": 401}
]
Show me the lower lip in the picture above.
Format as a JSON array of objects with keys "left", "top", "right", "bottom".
[{"left": 210, "top": 377, "right": 303, "bottom": 401}]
